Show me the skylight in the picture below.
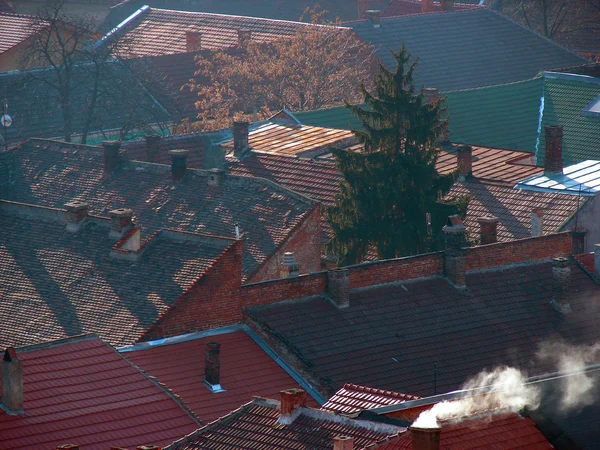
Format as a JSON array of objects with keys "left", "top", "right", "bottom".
[{"left": 582, "top": 95, "right": 600, "bottom": 117}]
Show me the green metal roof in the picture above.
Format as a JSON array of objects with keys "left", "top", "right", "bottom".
[{"left": 294, "top": 106, "right": 365, "bottom": 132}]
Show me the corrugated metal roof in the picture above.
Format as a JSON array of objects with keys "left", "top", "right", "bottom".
[{"left": 516, "top": 160, "right": 600, "bottom": 196}]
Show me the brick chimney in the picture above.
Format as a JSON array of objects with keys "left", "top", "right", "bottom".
[
  {"left": 477, "top": 216, "right": 499, "bottom": 245},
  {"left": 422, "top": 0, "right": 434, "bottom": 13},
  {"left": 280, "top": 252, "right": 299, "bottom": 278},
  {"left": 169, "top": 149, "right": 189, "bottom": 182},
  {"left": 544, "top": 125, "right": 564, "bottom": 175},
  {"left": 456, "top": 145, "right": 473, "bottom": 180},
  {"left": 328, "top": 269, "right": 350, "bottom": 308},
  {"left": 103, "top": 140, "right": 122, "bottom": 174},
  {"left": 424, "top": 88, "right": 440, "bottom": 105},
  {"left": 204, "top": 342, "right": 225, "bottom": 392},
  {"left": 551, "top": 257, "right": 571, "bottom": 314},
  {"left": 358, "top": 0, "right": 370, "bottom": 19},
  {"left": 233, "top": 121, "right": 250, "bottom": 157},
  {"left": 531, "top": 207, "right": 544, "bottom": 237},
  {"left": 443, "top": 215, "right": 467, "bottom": 288},
  {"left": 238, "top": 29, "right": 251, "bottom": 48},
  {"left": 279, "top": 388, "right": 307, "bottom": 424},
  {"left": 2, "top": 348, "right": 23, "bottom": 414},
  {"left": 109, "top": 208, "right": 134, "bottom": 238},
  {"left": 145, "top": 135, "right": 161, "bottom": 163},
  {"left": 440, "top": 0, "right": 454, "bottom": 11},
  {"left": 333, "top": 436, "right": 354, "bottom": 450},
  {"left": 410, "top": 426, "right": 441, "bottom": 450},
  {"left": 65, "top": 200, "right": 89, "bottom": 232},
  {"left": 365, "top": 9, "right": 382, "bottom": 27},
  {"left": 186, "top": 30, "right": 202, "bottom": 52}
]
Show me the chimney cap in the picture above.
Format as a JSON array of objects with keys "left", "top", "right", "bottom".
[
  {"left": 168, "top": 149, "right": 190, "bottom": 159},
  {"left": 476, "top": 215, "right": 499, "bottom": 224},
  {"left": 110, "top": 207, "right": 133, "bottom": 217},
  {"left": 552, "top": 256, "right": 570, "bottom": 268},
  {"left": 65, "top": 200, "right": 89, "bottom": 211}
]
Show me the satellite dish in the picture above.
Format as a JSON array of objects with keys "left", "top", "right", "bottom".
[{"left": 1, "top": 114, "right": 12, "bottom": 127}]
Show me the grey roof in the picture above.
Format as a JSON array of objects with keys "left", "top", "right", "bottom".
[
  {"left": 349, "top": 9, "right": 586, "bottom": 91},
  {"left": 516, "top": 160, "right": 600, "bottom": 196}
]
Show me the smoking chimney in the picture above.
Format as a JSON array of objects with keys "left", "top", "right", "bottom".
[
  {"left": 443, "top": 215, "right": 467, "bottom": 288},
  {"left": 169, "top": 149, "right": 189, "bottom": 182},
  {"left": 65, "top": 200, "right": 89, "bottom": 232},
  {"left": 422, "top": 0, "right": 434, "bottom": 13},
  {"left": 531, "top": 208, "right": 544, "bottom": 237},
  {"left": 476, "top": 216, "right": 499, "bottom": 245},
  {"left": 145, "top": 135, "right": 161, "bottom": 163},
  {"left": 410, "top": 426, "right": 441, "bottom": 450},
  {"left": 186, "top": 30, "right": 202, "bottom": 52},
  {"left": 109, "top": 208, "right": 134, "bottom": 238},
  {"left": 440, "top": 0, "right": 454, "bottom": 11},
  {"left": 456, "top": 145, "right": 473, "bottom": 180},
  {"left": 233, "top": 121, "right": 250, "bottom": 157},
  {"left": 333, "top": 436, "right": 354, "bottom": 450},
  {"left": 204, "top": 342, "right": 225, "bottom": 392},
  {"left": 544, "top": 125, "right": 564, "bottom": 175},
  {"left": 551, "top": 257, "right": 571, "bottom": 313},
  {"left": 280, "top": 252, "right": 299, "bottom": 278},
  {"left": 328, "top": 268, "right": 350, "bottom": 308},
  {"left": 365, "top": 10, "right": 382, "bottom": 27},
  {"left": 279, "top": 389, "right": 307, "bottom": 424},
  {"left": 2, "top": 348, "right": 24, "bottom": 414},
  {"left": 238, "top": 29, "right": 251, "bottom": 48},
  {"left": 103, "top": 140, "right": 122, "bottom": 174},
  {"left": 358, "top": 0, "right": 370, "bottom": 19}
]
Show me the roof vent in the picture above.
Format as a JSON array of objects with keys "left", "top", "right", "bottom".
[
  {"left": 2, "top": 348, "right": 24, "bottom": 415},
  {"left": 279, "top": 252, "right": 299, "bottom": 278}
]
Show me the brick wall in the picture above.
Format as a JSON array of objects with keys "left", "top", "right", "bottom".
[
  {"left": 242, "top": 272, "right": 328, "bottom": 309},
  {"left": 139, "top": 240, "right": 243, "bottom": 341},
  {"left": 466, "top": 232, "right": 572, "bottom": 272},
  {"left": 249, "top": 205, "right": 322, "bottom": 282}
]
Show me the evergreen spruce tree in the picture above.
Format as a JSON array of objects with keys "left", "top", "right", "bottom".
[{"left": 328, "top": 45, "right": 456, "bottom": 265}]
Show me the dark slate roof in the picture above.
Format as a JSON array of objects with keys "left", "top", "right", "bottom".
[
  {"left": 295, "top": 106, "right": 366, "bottom": 131},
  {"left": 349, "top": 9, "right": 586, "bottom": 91},
  {"left": 1, "top": 139, "right": 316, "bottom": 280},
  {"left": 165, "top": 397, "right": 405, "bottom": 450},
  {"left": 247, "top": 261, "right": 600, "bottom": 397},
  {"left": 0, "top": 61, "right": 171, "bottom": 147},
  {"left": 0, "top": 335, "right": 201, "bottom": 450},
  {"left": 0, "top": 200, "right": 233, "bottom": 348}
]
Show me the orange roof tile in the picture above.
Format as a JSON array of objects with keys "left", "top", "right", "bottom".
[
  {"left": 323, "top": 384, "right": 419, "bottom": 415},
  {"left": 0, "top": 12, "right": 47, "bottom": 54}
]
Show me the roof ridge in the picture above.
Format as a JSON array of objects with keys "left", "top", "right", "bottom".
[
  {"left": 16, "top": 334, "right": 99, "bottom": 353},
  {"left": 343, "top": 383, "right": 420, "bottom": 400},
  {"left": 443, "top": 73, "right": 543, "bottom": 94}
]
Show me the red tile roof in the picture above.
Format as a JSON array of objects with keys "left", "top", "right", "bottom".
[
  {"left": 372, "top": 413, "right": 552, "bottom": 449},
  {"left": 322, "top": 384, "right": 419, "bottom": 415},
  {"left": 122, "top": 329, "right": 320, "bottom": 423},
  {"left": 166, "top": 397, "right": 406, "bottom": 450},
  {"left": 0, "top": 12, "right": 47, "bottom": 54},
  {"left": 382, "top": 0, "right": 481, "bottom": 18},
  {"left": 115, "top": 7, "right": 320, "bottom": 57},
  {"left": 0, "top": 335, "right": 200, "bottom": 450}
]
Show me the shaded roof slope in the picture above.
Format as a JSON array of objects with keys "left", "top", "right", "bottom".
[
  {"left": 0, "top": 335, "right": 200, "bottom": 450},
  {"left": 322, "top": 384, "right": 419, "bottom": 415},
  {"left": 0, "top": 200, "right": 233, "bottom": 348},
  {"left": 349, "top": 9, "right": 585, "bottom": 91},
  {"left": 1, "top": 139, "right": 315, "bottom": 279},
  {"left": 122, "top": 328, "right": 320, "bottom": 423},
  {"left": 166, "top": 397, "right": 405, "bottom": 450},
  {"left": 248, "top": 261, "right": 600, "bottom": 396}
]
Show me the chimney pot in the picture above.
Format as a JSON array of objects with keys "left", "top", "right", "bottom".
[
  {"left": 456, "top": 145, "right": 473, "bottom": 180},
  {"left": 169, "top": 149, "right": 189, "bottom": 182},
  {"left": 145, "top": 135, "right": 161, "bottom": 163},
  {"left": 103, "top": 140, "right": 122, "bottom": 174},
  {"left": 358, "top": 0, "right": 370, "bottom": 19},
  {"left": 2, "top": 347, "right": 24, "bottom": 414},
  {"left": 443, "top": 215, "right": 467, "bottom": 288},
  {"left": 440, "top": 0, "right": 455, "bottom": 11},
  {"left": 204, "top": 342, "right": 225, "bottom": 392},
  {"left": 422, "top": 0, "right": 434, "bottom": 13},
  {"left": 424, "top": 88, "right": 440, "bottom": 105},
  {"left": 279, "top": 388, "right": 307, "bottom": 418},
  {"left": 207, "top": 168, "right": 226, "bottom": 186},
  {"left": 531, "top": 208, "right": 544, "bottom": 237},
  {"left": 109, "top": 208, "right": 134, "bottom": 238},
  {"left": 544, "top": 125, "right": 564, "bottom": 175},
  {"left": 410, "top": 426, "right": 441, "bottom": 450},
  {"left": 333, "top": 436, "right": 354, "bottom": 450},
  {"left": 185, "top": 30, "right": 202, "bottom": 52},
  {"left": 280, "top": 252, "right": 299, "bottom": 278},
  {"left": 233, "top": 121, "right": 250, "bottom": 157},
  {"left": 365, "top": 9, "right": 382, "bottom": 27},
  {"left": 238, "top": 29, "right": 251, "bottom": 48},
  {"left": 551, "top": 257, "right": 571, "bottom": 314},
  {"left": 65, "top": 200, "right": 89, "bottom": 232},
  {"left": 476, "top": 216, "right": 499, "bottom": 245},
  {"left": 328, "top": 269, "right": 350, "bottom": 308}
]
